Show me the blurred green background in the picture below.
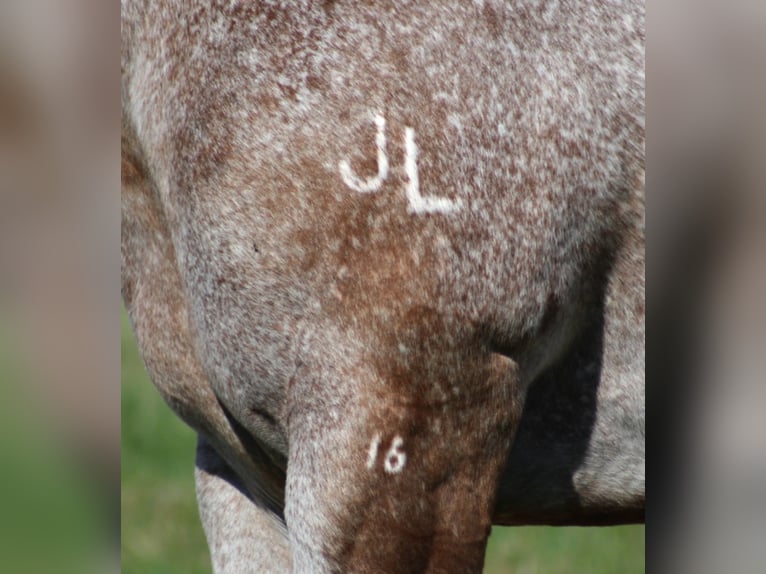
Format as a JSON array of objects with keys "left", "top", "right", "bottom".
[
  {"left": 122, "top": 311, "right": 644, "bottom": 573},
  {"left": 0, "top": 325, "right": 110, "bottom": 574}
]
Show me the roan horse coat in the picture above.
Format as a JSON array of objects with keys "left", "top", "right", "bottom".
[{"left": 121, "top": 1, "right": 644, "bottom": 572}]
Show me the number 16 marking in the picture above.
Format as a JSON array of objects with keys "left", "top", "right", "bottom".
[{"left": 366, "top": 434, "right": 407, "bottom": 474}]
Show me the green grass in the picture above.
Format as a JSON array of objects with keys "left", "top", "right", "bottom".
[
  {"left": 122, "top": 310, "right": 644, "bottom": 573},
  {"left": 485, "top": 525, "right": 644, "bottom": 574},
  {"left": 0, "top": 324, "right": 105, "bottom": 574}
]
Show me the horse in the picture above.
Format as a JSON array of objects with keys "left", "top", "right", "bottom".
[{"left": 121, "top": 1, "right": 644, "bottom": 571}]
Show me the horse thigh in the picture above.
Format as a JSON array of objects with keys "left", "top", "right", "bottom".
[{"left": 284, "top": 350, "right": 520, "bottom": 574}]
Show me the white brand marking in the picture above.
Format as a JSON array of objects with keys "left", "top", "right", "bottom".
[
  {"left": 367, "top": 434, "right": 407, "bottom": 474},
  {"left": 404, "top": 127, "right": 462, "bottom": 215},
  {"left": 384, "top": 435, "right": 406, "bottom": 474},
  {"left": 339, "top": 114, "right": 462, "bottom": 214},
  {"left": 338, "top": 114, "right": 389, "bottom": 193},
  {"left": 366, "top": 433, "right": 382, "bottom": 469}
]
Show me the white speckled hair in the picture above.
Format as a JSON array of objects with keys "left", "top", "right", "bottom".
[{"left": 122, "top": 1, "right": 644, "bottom": 571}]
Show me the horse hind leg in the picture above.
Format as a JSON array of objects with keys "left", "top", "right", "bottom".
[
  {"left": 195, "top": 436, "right": 291, "bottom": 573},
  {"left": 284, "top": 347, "right": 521, "bottom": 574}
]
